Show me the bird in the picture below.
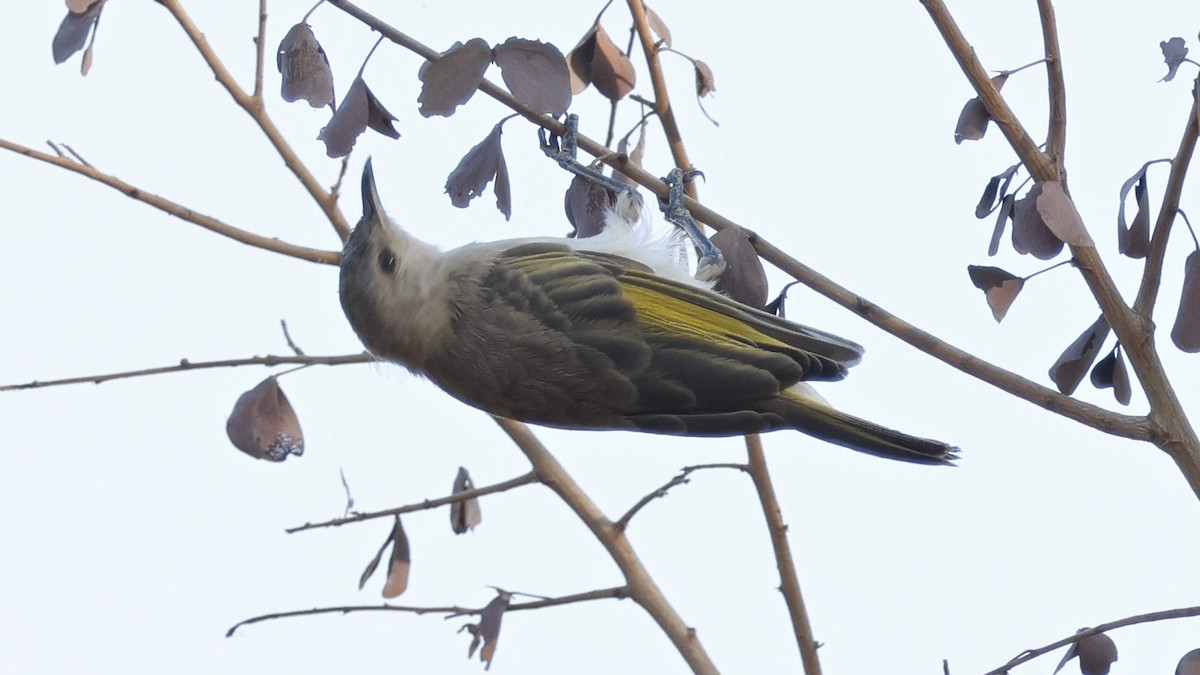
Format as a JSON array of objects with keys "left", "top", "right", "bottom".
[{"left": 338, "top": 160, "right": 957, "bottom": 465}]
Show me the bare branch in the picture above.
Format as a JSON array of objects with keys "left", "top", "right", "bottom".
[
  {"left": 227, "top": 585, "right": 631, "bottom": 637},
  {"left": 253, "top": 0, "right": 268, "bottom": 101},
  {"left": 280, "top": 320, "right": 306, "bottom": 356},
  {"left": 983, "top": 604, "right": 1200, "bottom": 675},
  {"left": 158, "top": 0, "right": 352, "bottom": 241},
  {"left": 0, "top": 354, "right": 371, "bottom": 392},
  {"left": 493, "top": 417, "right": 720, "bottom": 675},
  {"left": 615, "top": 463, "right": 748, "bottom": 531},
  {"left": 745, "top": 435, "right": 821, "bottom": 675},
  {"left": 0, "top": 138, "right": 340, "bottom": 265},
  {"left": 1037, "top": 0, "right": 1067, "bottom": 170},
  {"left": 287, "top": 471, "right": 539, "bottom": 533},
  {"left": 625, "top": 0, "right": 695, "bottom": 187}
]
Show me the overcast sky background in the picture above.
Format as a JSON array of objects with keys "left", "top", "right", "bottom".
[{"left": 4, "top": 1, "right": 1200, "bottom": 673}]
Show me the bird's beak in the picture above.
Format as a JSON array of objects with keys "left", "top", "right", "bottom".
[{"left": 360, "top": 157, "right": 386, "bottom": 229}]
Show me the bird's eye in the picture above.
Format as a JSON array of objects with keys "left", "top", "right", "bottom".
[{"left": 377, "top": 249, "right": 397, "bottom": 274}]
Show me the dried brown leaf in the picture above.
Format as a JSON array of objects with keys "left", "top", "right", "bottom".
[
  {"left": 693, "top": 59, "right": 716, "bottom": 98},
  {"left": 954, "top": 74, "right": 1007, "bottom": 144},
  {"left": 475, "top": 593, "right": 511, "bottom": 668},
  {"left": 645, "top": 5, "right": 672, "bottom": 47},
  {"left": 382, "top": 516, "right": 410, "bottom": 598},
  {"left": 318, "top": 76, "right": 369, "bottom": 158},
  {"left": 492, "top": 37, "right": 572, "bottom": 116},
  {"left": 418, "top": 38, "right": 492, "bottom": 117},
  {"left": 564, "top": 173, "right": 614, "bottom": 238},
  {"left": 445, "top": 123, "right": 511, "bottom": 220},
  {"left": 450, "top": 467, "right": 482, "bottom": 535},
  {"left": 358, "top": 533, "right": 389, "bottom": 590},
  {"left": 1117, "top": 167, "right": 1151, "bottom": 258},
  {"left": 976, "top": 164, "right": 1020, "bottom": 219},
  {"left": 1012, "top": 185, "right": 1065, "bottom": 259},
  {"left": 988, "top": 194, "right": 1015, "bottom": 257},
  {"left": 1076, "top": 632, "right": 1118, "bottom": 675},
  {"left": 1049, "top": 316, "right": 1111, "bottom": 395},
  {"left": 1172, "top": 250, "right": 1200, "bottom": 352},
  {"left": 1177, "top": 647, "right": 1200, "bottom": 675},
  {"left": 277, "top": 23, "right": 335, "bottom": 109},
  {"left": 67, "top": 0, "right": 103, "bottom": 12},
  {"left": 226, "top": 376, "right": 305, "bottom": 462},
  {"left": 712, "top": 227, "right": 768, "bottom": 310},
  {"left": 1161, "top": 37, "right": 1189, "bottom": 82},
  {"left": 967, "top": 265, "right": 1024, "bottom": 322},
  {"left": 590, "top": 25, "right": 636, "bottom": 101},
  {"left": 565, "top": 27, "right": 598, "bottom": 95},
  {"left": 365, "top": 84, "right": 401, "bottom": 139},
  {"left": 1036, "top": 181, "right": 1095, "bottom": 247},
  {"left": 53, "top": 0, "right": 104, "bottom": 65},
  {"left": 1090, "top": 344, "right": 1132, "bottom": 406}
]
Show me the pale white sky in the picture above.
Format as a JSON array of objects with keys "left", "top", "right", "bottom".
[{"left": 4, "top": 1, "right": 1200, "bottom": 674}]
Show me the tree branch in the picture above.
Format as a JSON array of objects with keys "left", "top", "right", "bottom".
[
  {"left": 614, "top": 462, "right": 748, "bottom": 531},
  {"left": 493, "top": 417, "right": 720, "bottom": 675},
  {"left": 226, "top": 585, "right": 630, "bottom": 637},
  {"left": 745, "top": 435, "right": 821, "bottom": 675},
  {"left": 920, "top": 0, "right": 1200, "bottom": 501},
  {"left": 158, "top": 0, "right": 352, "bottom": 241},
  {"left": 0, "top": 138, "right": 340, "bottom": 265},
  {"left": 286, "top": 471, "right": 539, "bottom": 533},
  {"left": 1037, "top": 0, "right": 1067, "bottom": 171},
  {"left": 0, "top": 354, "right": 370, "bottom": 392},
  {"left": 982, "top": 604, "right": 1200, "bottom": 675},
  {"left": 253, "top": 0, "right": 268, "bottom": 101},
  {"left": 625, "top": 0, "right": 694, "bottom": 182}
]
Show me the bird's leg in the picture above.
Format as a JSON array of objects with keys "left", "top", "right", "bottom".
[
  {"left": 540, "top": 114, "right": 645, "bottom": 226},
  {"left": 661, "top": 168, "right": 726, "bottom": 282}
]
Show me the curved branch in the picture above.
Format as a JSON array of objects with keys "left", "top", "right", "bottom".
[
  {"left": 983, "top": 604, "right": 1200, "bottom": 675},
  {"left": 0, "top": 353, "right": 370, "bottom": 392},
  {"left": 745, "top": 435, "right": 821, "bottom": 675},
  {"left": 286, "top": 471, "right": 539, "bottom": 533},
  {"left": 625, "top": 0, "right": 694, "bottom": 180},
  {"left": 0, "top": 138, "right": 340, "bottom": 265},
  {"left": 227, "top": 585, "right": 630, "bottom": 637},
  {"left": 158, "top": 0, "right": 352, "bottom": 241},
  {"left": 1037, "top": 0, "right": 1067, "bottom": 170},
  {"left": 493, "top": 417, "right": 720, "bottom": 675}
]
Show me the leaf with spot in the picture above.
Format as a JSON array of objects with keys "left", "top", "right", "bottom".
[
  {"left": 446, "top": 122, "right": 512, "bottom": 220},
  {"left": 463, "top": 593, "right": 511, "bottom": 669},
  {"left": 1012, "top": 184, "right": 1064, "bottom": 259},
  {"left": 277, "top": 23, "right": 335, "bottom": 109},
  {"left": 976, "top": 163, "right": 1021, "bottom": 219},
  {"left": 954, "top": 73, "right": 1007, "bottom": 144},
  {"left": 1172, "top": 250, "right": 1200, "bottom": 352},
  {"left": 450, "top": 467, "right": 482, "bottom": 535},
  {"left": 712, "top": 227, "right": 768, "bottom": 310},
  {"left": 1161, "top": 37, "right": 1189, "bottom": 82},
  {"left": 967, "top": 265, "right": 1024, "bottom": 322},
  {"left": 52, "top": 0, "right": 105, "bottom": 72},
  {"left": 1037, "top": 181, "right": 1094, "bottom": 247},
  {"left": 1049, "top": 316, "right": 1111, "bottom": 395},
  {"left": 492, "top": 38, "right": 572, "bottom": 116},
  {"left": 1117, "top": 164, "right": 1153, "bottom": 258},
  {"left": 419, "top": 38, "right": 493, "bottom": 117},
  {"left": 226, "top": 376, "right": 304, "bottom": 462},
  {"left": 1090, "top": 344, "right": 1132, "bottom": 405},
  {"left": 564, "top": 172, "right": 614, "bottom": 237}
]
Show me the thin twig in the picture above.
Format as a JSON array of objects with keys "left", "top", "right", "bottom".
[
  {"left": 0, "top": 138, "right": 340, "bottom": 265},
  {"left": 252, "top": 0, "right": 267, "bottom": 101},
  {"left": 226, "top": 585, "right": 631, "bottom": 637},
  {"left": 493, "top": 417, "right": 719, "bottom": 675},
  {"left": 744, "top": 435, "right": 821, "bottom": 675},
  {"left": 339, "top": 468, "right": 355, "bottom": 517},
  {"left": 0, "top": 353, "right": 371, "bottom": 392},
  {"left": 287, "top": 471, "right": 539, "bottom": 533},
  {"left": 60, "top": 143, "right": 92, "bottom": 168},
  {"left": 158, "top": 0, "right": 352, "bottom": 241},
  {"left": 280, "top": 320, "right": 306, "bottom": 356},
  {"left": 982, "top": 604, "right": 1200, "bottom": 675},
  {"left": 615, "top": 463, "right": 748, "bottom": 531}
]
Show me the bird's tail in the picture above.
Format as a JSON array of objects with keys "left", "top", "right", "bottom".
[{"left": 766, "top": 388, "right": 958, "bottom": 465}]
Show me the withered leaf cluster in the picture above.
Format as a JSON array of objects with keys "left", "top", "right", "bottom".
[
  {"left": 420, "top": 37, "right": 572, "bottom": 117},
  {"left": 226, "top": 376, "right": 305, "bottom": 461},
  {"left": 568, "top": 23, "right": 636, "bottom": 101},
  {"left": 1048, "top": 315, "right": 1133, "bottom": 406}
]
